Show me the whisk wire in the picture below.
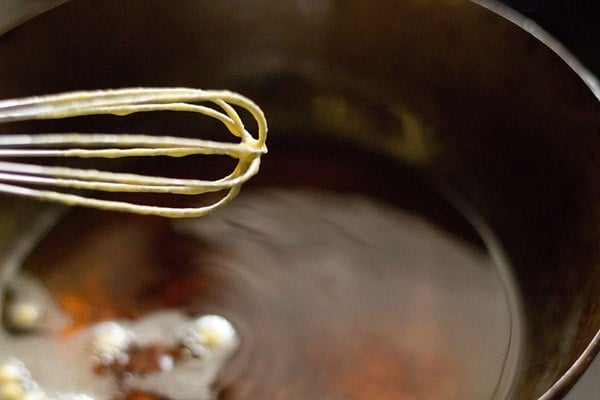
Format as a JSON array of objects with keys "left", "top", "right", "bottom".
[{"left": 0, "top": 88, "right": 267, "bottom": 217}]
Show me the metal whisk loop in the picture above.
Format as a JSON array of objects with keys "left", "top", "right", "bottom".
[{"left": 0, "top": 88, "right": 268, "bottom": 218}]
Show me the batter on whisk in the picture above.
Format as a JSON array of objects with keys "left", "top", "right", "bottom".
[{"left": 0, "top": 87, "right": 268, "bottom": 218}]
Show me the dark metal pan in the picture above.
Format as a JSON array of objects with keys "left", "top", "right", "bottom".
[{"left": 0, "top": 1, "right": 598, "bottom": 399}]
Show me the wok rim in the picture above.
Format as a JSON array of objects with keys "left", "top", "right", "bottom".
[{"left": 473, "top": 1, "right": 600, "bottom": 398}]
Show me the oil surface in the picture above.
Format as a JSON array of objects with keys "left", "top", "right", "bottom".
[{"left": 0, "top": 141, "right": 523, "bottom": 400}]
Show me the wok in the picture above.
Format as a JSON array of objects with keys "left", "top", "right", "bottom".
[{"left": 0, "top": 1, "right": 598, "bottom": 399}]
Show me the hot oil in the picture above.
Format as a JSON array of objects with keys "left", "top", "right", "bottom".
[{"left": 0, "top": 138, "right": 523, "bottom": 400}]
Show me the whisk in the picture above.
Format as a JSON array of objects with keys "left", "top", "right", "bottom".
[{"left": 0, "top": 87, "right": 267, "bottom": 218}]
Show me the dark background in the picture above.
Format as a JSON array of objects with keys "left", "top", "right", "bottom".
[
  {"left": 500, "top": 1, "right": 599, "bottom": 399},
  {"left": 500, "top": 0, "right": 599, "bottom": 77}
]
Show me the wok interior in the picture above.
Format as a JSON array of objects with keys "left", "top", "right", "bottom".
[{"left": 0, "top": 0, "right": 599, "bottom": 398}]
